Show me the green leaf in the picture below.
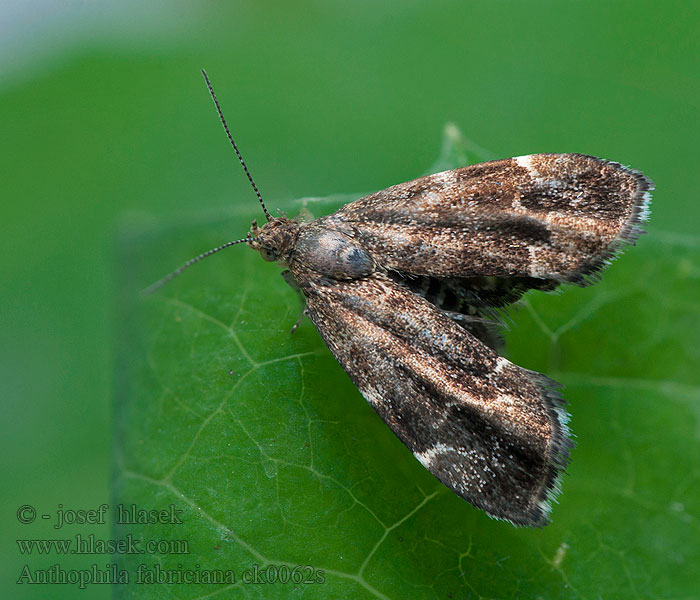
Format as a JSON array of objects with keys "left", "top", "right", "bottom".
[{"left": 114, "top": 128, "right": 700, "bottom": 599}]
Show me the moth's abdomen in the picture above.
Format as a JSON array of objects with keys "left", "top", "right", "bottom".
[{"left": 293, "top": 225, "right": 375, "bottom": 281}]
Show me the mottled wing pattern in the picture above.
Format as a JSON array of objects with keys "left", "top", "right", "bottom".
[
  {"left": 328, "top": 153, "right": 652, "bottom": 286},
  {"left": 292, "top": 267, "right": 572, "bottom": 526}
]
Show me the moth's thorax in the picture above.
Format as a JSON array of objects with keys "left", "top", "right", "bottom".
[
  {"left": 248, "top": 217, "right": 301, "bottom": 264},
  {"left": 294, "top": 224, "right": 375, "bottom": 281}
]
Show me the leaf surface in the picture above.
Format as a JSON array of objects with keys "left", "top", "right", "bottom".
[{"left": 115, "top": 127, "right": 700, "bottom": 599}]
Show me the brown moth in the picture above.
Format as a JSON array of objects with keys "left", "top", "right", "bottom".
[{"left": 150, "top": 71, "right": 653, "bottom": 526}]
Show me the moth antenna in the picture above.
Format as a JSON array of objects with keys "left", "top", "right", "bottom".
[
  {"left": 201, "top": 69, "right": 272, "bottom": 222},
  {"left": 141, "top": 237, "right": 250, "bottom": 296}
]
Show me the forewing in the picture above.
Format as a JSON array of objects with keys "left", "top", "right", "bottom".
[
  {"left": 294, "top": 269, "right": 572, "bottom": 526},
  {"left": 328, "top": 153, "right": 652, "bottom": 285}
]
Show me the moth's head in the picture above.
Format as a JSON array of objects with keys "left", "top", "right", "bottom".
[{"left": 247, "top": 217, "right": 300, "bottom": 263}]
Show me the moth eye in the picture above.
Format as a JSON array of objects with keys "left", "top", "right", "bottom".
[{"left": 260, "top": 248, "right": 277, "bottom": 262}]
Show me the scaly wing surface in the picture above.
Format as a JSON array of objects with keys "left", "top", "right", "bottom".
[
  {"left": 293, "top": 269, "right": 573, "bottom": 526},
  {"left": 327, "top": 153, "right": 652, "bottom": 285}
]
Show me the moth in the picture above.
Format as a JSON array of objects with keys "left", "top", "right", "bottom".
[{"left": 150, "top": 71, "right": 653, "bottom": 526}]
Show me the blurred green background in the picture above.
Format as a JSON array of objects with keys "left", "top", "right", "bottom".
[{"left": 3, "top": 1, "right": 699, "bottom": 598}]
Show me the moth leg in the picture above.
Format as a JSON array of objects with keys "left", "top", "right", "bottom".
[
  {"left": 281, "top": 269, "right": 300, "bottom": 291},
  {"left": 281, "top": 270, "right": 308, "bottom": 334},
  {"left": 290, "top": 308, "right": 309, "bottom": 335}
]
